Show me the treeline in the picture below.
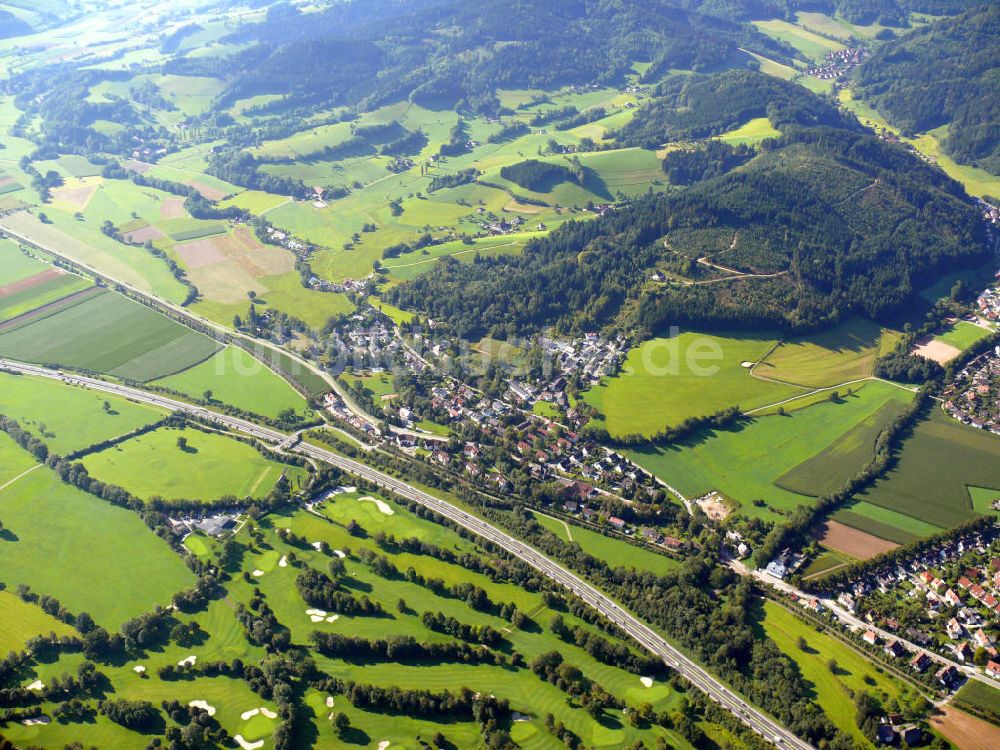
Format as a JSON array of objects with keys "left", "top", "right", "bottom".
[
  {"left": 310, "top": 632, "right": 506, "bottom": 666},
  {"left": 550, "top": 614, "right": 663, "bottom": 675},
  {"left": 294, "top": 566, "right": 387, "bottom": 617},
  {"left": 586, "top": 405, "right": 744, "bottom": 446},
  {"left": 428, "top": 168, "right": 478, "bottom": 193},
  {"left": 854, "top": 4, "right": 1000, "bottom": 174}
]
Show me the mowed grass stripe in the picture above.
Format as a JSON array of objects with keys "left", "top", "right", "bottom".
[
  {"left": 0, "top": 291, "right": 219, "bottom": 380},
  {"left": 0, "top": 590, "right": 77, "bottom": 654},
  {"left": 0, "top": 272, "right": 92, "bottom": 322}
]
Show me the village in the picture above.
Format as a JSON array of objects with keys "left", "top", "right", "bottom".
[
  {"left": 822, "top": 524, "right": 1000, "bottom": 683},
  {"left": 942, "top": 346, "right": 1000, "bottom": 433},
  {"left": 806, "top": 47, "right": 868, "bottom": 81}
]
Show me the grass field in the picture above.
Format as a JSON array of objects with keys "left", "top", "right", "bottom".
[
  {"left": 852, "top": 408, "right": 1000, "bottom": 531},
  {"left": 0, "top": 590, "right": 76, "bottom": 654},
  {"left": 934, "top": 321, "right": 992, "bottom": 351},
  {"left": 800, "top": 549, "right": 855, "bottom": 579},
  {"left": 0, "top": 289, "right": 222, "bottom": 381},
  {"left": 715, "top": 117, "right": 780, "bottom": 145},
  {"left": 531, "top": 511, "right": 680, "bottom": 575},
  {"left": 82, "top": 426, "right": 303, "bottom": 503},
  {"left": 153, "top": 346, "right": 308, "bottom": 419},
  {"left": 752, "top": 19, "right": 845, "bottom": 63},
  {"left": 583, "top": 330, "right": 802, "bottom": 438},
  {"left": 0, "top": 268, "right": 91, "bottom": 323},
  {"left": 0, "top": 371, "right": 166, "bottom": 454},
  {"left": 0, "top": 434, "right": 194, "bottom": 628},
  {"left": 627, "top": 381, "right": 915, "bottom": 522},
  {"left": 953, "top": 680, "right": 1000, "bottom": 724},
  {"left": 755, "top": 318, "right": 883, "bottom": 388},
  {"left": 756, "top": 599, "right": 910, "bottom": 745},
  {"left": 775, "top": 392, "right": 911, "bottom": 497}
]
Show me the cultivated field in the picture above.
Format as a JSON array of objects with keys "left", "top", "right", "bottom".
[
  {"left": 852, "top": 408, "right": 1000, "bottom": 532},
  {"left": 815, "top": 520, "right": 899, "bottom": 560},
  {"left": 929, "top": 706, "right": 1000, "bottom": 750},
  {"left": 0, "top": 289, "right": 221, "bottom": 381},
  {"left": 832, "top": 502, "right": 944, "bottom": 545},
  {"left": 81, "top": 426, "right": 302, "bottom": 503},
  {"left": 584, "top": 330, "right": 801, "bottom": 438}
]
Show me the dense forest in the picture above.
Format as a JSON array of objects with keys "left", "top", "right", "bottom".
[
  {"left": 199, "top": 0, "right": 795, "bottom": 116},
  {"left": 689, "top": 0, "right": 978, "bottom": 25},
  {"left": 614, "top": 69, "right": 854, "bottom": 148},
  {"left": 853, "top": 3, "right": 1000, "bottom": 174},
  {"left": 388, "top": 124, "right": 987, "bottom": 339}
]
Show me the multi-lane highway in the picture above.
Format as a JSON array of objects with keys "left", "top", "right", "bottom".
[{"left": 0, "top": 358, "right": 812, "bottom": 749}]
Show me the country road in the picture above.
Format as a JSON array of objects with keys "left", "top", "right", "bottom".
[{"left": 0, "top": 357, "right": 813, "bottom": 750}]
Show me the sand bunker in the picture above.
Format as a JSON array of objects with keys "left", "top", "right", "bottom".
[
  {"left": 132, "top": 665, "right": 146, "bottom": 674},
  {"left": 240, "top": 707, "right": 278, "bottom": 720},
  {"left": 279, "top": 555, "right": 288, "bottom": 567},
  {"left": 26, "top": 680, "right": 43, "bottom": 691},
  {"left": 252, "top": 569, "right": 264, "bottom": 577},
  {"left": 233, "top": 736, "right": 264, "bottom": 750},
  {"left": 359, "top": 495, "right": 394, "bottom": 515},
  {"left": 178, "top": 655, "right": 197, "bottom": 667},
  {"left": 189, "top": 700, "right": 216, "bottom": 717},
  {"left": 21, "top": 715, "right": 50, "bottom": 726},
  {"left": 378, "top": 742, "right": 391, "bottom": 750},
  {"left": 640, "top": 677, "right": 654, "bottom": 687},
  {"left": 333, "top": 549, "right": 346, "bottom": 558},
  {"left": 325, "top": 696, "right": 335, "bottom": 708},
  {"left": 311, "top": 541, "right": 324, "bottom": 551}
]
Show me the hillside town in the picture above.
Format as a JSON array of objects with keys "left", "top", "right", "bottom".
[{"left": 942, "top": 346, "right": 1000, "bottom": 433}]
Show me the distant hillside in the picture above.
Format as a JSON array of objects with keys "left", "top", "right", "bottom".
[
  {"left": 182, "top": 0, "right": 795, "bottom": 115},
  {"left": 613, "top": 69, "right": 854, "bottom": 148},
  {"left": 690, "top": 0, "right": 978, "bottom": 26},
  {"left": 0, "top": 10, "right": 31, "bottom": 39},
  {"left": 853, "top": 3, "right": 1000, "bottom": 174},
  {"left": 387, "top": 126, "right": 987, "bottom": 338}
]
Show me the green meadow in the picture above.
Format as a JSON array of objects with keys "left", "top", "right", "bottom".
[
  {"left": 584, "top": 330, "right": 801, "bottom": 438},
  {"left": 0, "top": 434, "right": 194, "bottom": 628},
  {"left": 0, "top": 371, "right": 166, "bottom": 455},
  {"left": 81, "top": 426, "right": 303, "bottom": 503},
  {"left": 627, "top": 381, "right": 915, "bottom": 522},
  {"left": 153, "top": 346, "right": 308, "bottom": 419},
  {"left": 755, "top": 317, "right": 884, "bottom": 389},
  {"left": 531, "top": 511, "right": 679, "bottom": 575},
  {"left": 0, "top": 590, "right": 76, "bottom": 654},
  {"left": 756, "top": 600, "right": 910, "bottom": 746},
  {"left": 715, "top": 117, "right": 780, "bottom": 146},
  {"left": 934, "top": 321, "right": 992, "bottom": 351}
]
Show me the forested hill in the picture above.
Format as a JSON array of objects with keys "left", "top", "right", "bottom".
[
  {"left": 387, "top": 127, "right": 987, "bottom": 339},
  {"left": 613, "top": 70, "right": 855, "bottom": 148},
  {"left": 185, "top": 0, "right": 794, "bottom": 115},
  {"left": 853, "top": 3, "right": 1000, "bottom": 175},
  {"left": 688, "top": 0, "right": 978, "bottom": 26}
]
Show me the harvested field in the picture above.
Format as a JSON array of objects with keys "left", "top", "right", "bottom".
[
  {"left": 122, "top": 160, "right": 152, "bottom": 174},
  {"left": 912, "top": 336, "right": 961, "bottom": 364},
  {"left": 0, "top": 268, "right": 65, "bottom": 299},
  {"left": 122, "top": 224, "right": 165, "bottom": 244},
  {"left": 179, "top": 227, "right": 296, "bottom": 304},
  {"left": 160, "top": 197, "right": 186, "bottom": 218},
  {"left": 817, "top": 519, "right": 898, "bottom": 559},
  {"left": 51, "top": 182, "right": 98, "bottom": 211},
  {"left": 929, "top": 706, "right": 1000, "bottom": 750},
  {"left": 189, "top": 181, "right": 229, "bottom": 201}
]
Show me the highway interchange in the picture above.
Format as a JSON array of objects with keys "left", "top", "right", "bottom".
[{"left": 0, "top": 357, "right": 812, "bottom": 749}]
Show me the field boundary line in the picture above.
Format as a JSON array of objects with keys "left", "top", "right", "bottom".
[{"left": 0, "top": 463, "right": 40, "bottom": 494}]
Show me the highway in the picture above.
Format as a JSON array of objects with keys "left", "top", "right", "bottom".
[{"left": 0, "top": 358, "right": 813, "bottom": 749}]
